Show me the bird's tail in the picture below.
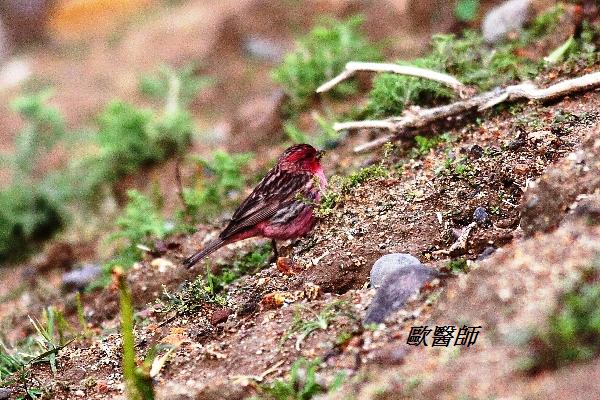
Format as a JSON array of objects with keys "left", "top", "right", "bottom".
[{"left": 183, "top": 238, "right": 226, "bottom": 268}]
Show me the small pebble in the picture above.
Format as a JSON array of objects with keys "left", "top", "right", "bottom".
[
  {"left": 478, "top": 246, "right": 497, "bottom": 260},
  {"left": 210, "top": 308, "right": 231, "bottom": 326},
  {"left": 469, "top": 144, "right": 484, "bottom": 159},
  {"left": 473, "top": 207, "right": 491, "bottom": 226}
]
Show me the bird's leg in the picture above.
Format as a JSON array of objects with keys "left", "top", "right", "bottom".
[{"left": 270, "top": 239, "right": 279, "bottom": 263}]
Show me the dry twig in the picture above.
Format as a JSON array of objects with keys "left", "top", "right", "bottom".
[
  {"left": 433, "top": 222, "right": 477, "bottom": 256},
  {"left": 316, "top": 61, "right": 466, "bottom": 94},
  {"left": 317, "top": 63, "right": 600, "bottom": 153}
]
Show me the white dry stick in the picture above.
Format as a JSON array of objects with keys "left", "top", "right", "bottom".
[
  {"left": 433, "top": 222, "right": 477, "bottom": 256},
  {"left": 316, "top": 61, "right": 466, "bottom": 94},
  {"left": 343, "top": 71, "right": 600, "bottom": 153}
]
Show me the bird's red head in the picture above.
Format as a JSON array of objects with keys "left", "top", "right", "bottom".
[{"left": 278, "top": 144, "right": 324, "bottom": 173}]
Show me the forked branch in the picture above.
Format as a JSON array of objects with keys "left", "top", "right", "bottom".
[
  {"left": 316, "top": 62, "right": 600, "bottom": 153},
  {"left": 316, "top": 61, "right": 466, "bottom": 94}
]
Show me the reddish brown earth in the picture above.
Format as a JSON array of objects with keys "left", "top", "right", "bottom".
[{"left": 1, "top": 1, "right": 600, "bottom": 399}]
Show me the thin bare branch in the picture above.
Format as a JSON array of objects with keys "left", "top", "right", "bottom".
[
  {"left": 433, "top": 222, "right": 477, "bottom": 256},
  {"left": 316, "top": 61, "right": 466, "bottom": 94},
  {"left": 347, "top": 71, "right": 600, "bottom": 153}
]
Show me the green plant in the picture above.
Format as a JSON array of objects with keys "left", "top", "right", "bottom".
[
  {"left": 157, "top": 244, "right": 271, "bottom": 316},
  {"left": 178, "top": 151, "right": 253, "bottom": 224},
  {"left": 89, "top": 190, "right": 172, "bottom": 289},
  {"left": 0, "top": 187, "right": 63, "bottom": 264},
  {"left": 411, "top": 133, "right": 451, "bottom": 157},
  {"left": 95, "top": 99, "right": 193, "bottom": 181},
  {"left": 210, "top": 243, "right": 272, "bottom": 292},
  {"left": 282, "top": 301, "right": 349, "bottom": 350},
  {"left": 284, "top": 115, "right": 341, "bottom": 150},
  {"left": 1, "top": 68, "right": 200, "bottom": 263},
  {"left": 7, "top": 90, "right": 66, "bottom": 179},
  {"left": 117, "top": 268, "right": 155, "bottom": 400},
  {"left": 454, "top": 0, "right": 479, "bottom": 22},
  {"left": 435, "top": 155, "right": 473, "bottom": 178},
  {"left": 447, "top": 258, "right": 469, "bottom": 274},
  {"left": 75, "top": 292, "right": 92, "bottom": 338},
  {"left": 273, "top": 15, "right": 381, "bottom": 113},
  {"left": 316, "top": 144, "right": 391, "bottom": 217},
  {"left": 526, "top": 260, "right": 600, "bottom": 372},
  {"left": 367, "top": 31, "right": 540, "bottom": 117},
  {"left": 0, "top": 307, "right": 74, "bottom": 398},
  {"left": 521, "top": 4, "right": 564, "bottom": 43},
  {"left": 139, "top": 63, "right": 212, "bottom": 107},
  {"left": 0, "top": 91, "right": 69, "bottom": 263},
  {"left": 157, "top": 273, "right": 227, "bottom": 317},
  {"left": 258, "top": 358, "right": 346, "bottom": 400}
]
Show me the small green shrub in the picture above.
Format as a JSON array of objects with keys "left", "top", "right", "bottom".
[
  {"left": 522, "top": 4, "right": 564, "bottom": 43},
  {"left": 96, "top": 101, "right": 158, "bottom": 177},
  {"left": 8, "top": 90, "right": 66, "bottom": 178},
  {"left": 284, "top": 115, "right": 341, "bottom": 150},
  {"left": 108, "top": 190, "right": 171, "bottom": 258},
  {"left": 527, "top": 261, "right": 600, "bottom": 372},
  {"left": 210, "top": 243, "right": 272, "bottom": 293},
  {"left": 368, "top": 32, "right": 539, "bottom": 117},
  {"left": 157, "top": 244, "right": 271, "bottom": 316},
  {"left": 447, "top": 258, "right": 469, "bottom": 273},
  {"left": 139, "top": 63, "right": 213, "bottom": 107},
  {"left": 411, "top": 133, "right": 452, "bottom": 157},
  {"left": 316, "top": 144, "right": 391, "bottom": 217},
  {"left": 282, "top": 301, "right": 350, "bottom": 350},
  {"left": 179, "top": 151, "right": 253, "bottom": 224},
  {"left": 273, "top": 16, "right": 381, "bottom": 113},
  {"left": 1, "top": 67, "right": 202, "bottom": 263},
  {"left": 157, "top": 274, "right": 227, "bottom": 317},
  {"left": 455, "top": 0, "right": 480, "bottom": 22},
  {"left": 96, "top": 100, "right": 193, "bottom": 181},
  {"left": 0, "top": 188, "right": 63, "bottom": 263},
  {"left": 89, "top": 190, "right": 171, "bottom": 288},
  {"left": 0, "top": 92, "right": 68, "bottom": 263},
  {"left": 257, "top": 358, "right": 346, "bottom": 400}
]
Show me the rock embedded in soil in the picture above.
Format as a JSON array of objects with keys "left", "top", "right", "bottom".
[
  {"left": 210, "top": 308, "right": 231, "bottom": 325},
  {"left": 0, "top": 388, "right": 11, "bottom": 400},
  {"left": 365, "top": 263, "right": 441, "bottom": 324},
  {"left": 370, "top": 253, "right": 422, "bottom": 288},
  {"left": 473, "top": 207, "right": 491, "bottom": 227}
]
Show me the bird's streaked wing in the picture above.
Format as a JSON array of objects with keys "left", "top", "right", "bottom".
[{"left": 219, "top": 167, "right": 310, "bottom": 239}]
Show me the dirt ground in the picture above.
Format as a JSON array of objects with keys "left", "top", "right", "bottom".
[{"left": 1, "top": 0, "right": 600, "bottom": 399}]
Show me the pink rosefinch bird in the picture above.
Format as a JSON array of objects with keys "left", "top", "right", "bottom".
[{"left": 183, "top": 144, "right": 327, "bottom": 268}]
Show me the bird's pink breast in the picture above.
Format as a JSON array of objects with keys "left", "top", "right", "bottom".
[{"left": 259, "top": 207, "right": 317, "bottom": 239}]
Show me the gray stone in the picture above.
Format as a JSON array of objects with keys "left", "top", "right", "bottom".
[
  {"left": 482, "top": 0, "right": 532, "bottom": 44},
  {"left": 473, "top": 206, "right": 490, "bottom": 226},
  {"left": 370, "top": 253, "right": 422, "bottom": 288},
  {"left": 0, "top": 388, "right": 11, "bottom": 400},
  {"left": 365, "top": 264, "right": 440, "bottom": 324},
  {"left": 62, "top": 264, "right": 102, "bottom": 291}
]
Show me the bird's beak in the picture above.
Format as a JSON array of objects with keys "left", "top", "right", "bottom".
[{"left": 316, "top": 150, "right": 325, "bottom": 160}]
